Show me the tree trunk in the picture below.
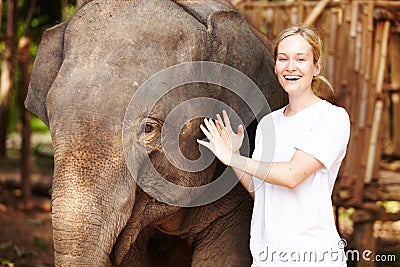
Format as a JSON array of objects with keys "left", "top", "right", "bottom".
[
  {"left": 0, "top": 0, "right": 17, "bottom": 157},
  {"left": 18, "top": 36, "right": 32, "bottom": 201}
]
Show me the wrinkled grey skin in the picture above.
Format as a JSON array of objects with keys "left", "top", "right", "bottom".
[{"left": 25, "top": 0, "right": 287, "bottom": 266}]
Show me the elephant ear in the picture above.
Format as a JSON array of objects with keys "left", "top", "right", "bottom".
[
  {"left": 207, "top": 10, "right": 287, "bottom": 127},
  {"left": 25, "top": 22, "right": 67, "bottom": 126}
]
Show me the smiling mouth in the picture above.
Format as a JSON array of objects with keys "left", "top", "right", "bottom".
[{"left": 284, "top": 75, "right": 301, "bottom": 81}]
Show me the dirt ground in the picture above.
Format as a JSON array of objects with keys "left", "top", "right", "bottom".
[
  {"left": 0, "top": 151, "right": 194, "bottom": 267},
  {"left": 0, "top": 148, "right": 399, "bottom": 267},
  {"left": 0, "top": 155, "right": 53, "bottom": 267}
]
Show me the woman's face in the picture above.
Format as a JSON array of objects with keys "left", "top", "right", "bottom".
[{"left": 274, "top": 34, "right": 321, "bottom": 96}]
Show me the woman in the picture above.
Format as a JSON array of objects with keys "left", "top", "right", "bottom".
[{"left": 197, "top": 25, "right": 350, "bottom": 266}]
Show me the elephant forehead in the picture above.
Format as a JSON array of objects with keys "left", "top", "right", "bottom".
[
  {"left": 48, "top": 0, "right": 215, "bottom": 123},
  {"left": 64, "top": 0, "right": 209, "bottom": 65}
]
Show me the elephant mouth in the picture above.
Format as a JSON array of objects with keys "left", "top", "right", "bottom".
[{"left": 111, "top": 186, "right": 183, "bottom": 265}]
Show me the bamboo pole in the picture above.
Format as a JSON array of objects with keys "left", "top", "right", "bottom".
[
  {"left": 303, "top": 0, "right": 331, "bottom": 26},
  {"left": 333, "top": 6, "right": 344, "bottom": 99},
  {"left": 350, "top": 2, "right": 367, "bottom": 202},
  {"left": 375, "top": 1, "right": 400, "bottom": 8},
  {"left": 334, "top": 5, "right": 350, "bottom": 202},
  {"left": 389, "top": 33, "right": 400, "bottom": 155},
  {"left": 349, "top": 1, "right": 367, "bottom": 204},
  {"left": 354, "top": 11, "right": 362, "bottom": 73},
  {"left": 357, "top": 2, "right": 372, "bottom": 129},
  {"left": 327, "top": 9, "right": 337, "bottom": 86},
  {"left": 297, "top": 0, "right": 305, "bottom": 23},
  {"left": 239, "top": 0, "right": 400, "bottom": 9},
  {"left": 334, "top": 2, "right": 362, "bottom": 205},
  {"left": 365, "top": 20, "right": 391, "bottom": 183},
  {"left": 339, "top": 2, "right": 351, "bottom": 98},
  {"left": 362, "top": 20, "right": 383, "bottom": 186},
  {"left": 355, "top": 4, "right": 374, "bottom": 192},
  {"left": 349, "top": 0, "right": 358, "bottom": 39}
]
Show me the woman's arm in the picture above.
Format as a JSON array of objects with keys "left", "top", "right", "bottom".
[
  {"left": 229, "top": 149, "right": 323, "bottom": 189},
  {"left": 198, "top": 116, "right": 323, "bottom": 189},
  {"left": 231, "top": 165, "right": 255, "bottom": 199}
]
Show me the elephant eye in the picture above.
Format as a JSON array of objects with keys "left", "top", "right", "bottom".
[{"left": 144, "top": 123, "right": 154, "bottom": 133}]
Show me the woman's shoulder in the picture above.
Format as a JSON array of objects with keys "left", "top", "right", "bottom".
[
  {"left": 258, "top": 106, "right": 285, "bottom": 124},
  {"left": 323, "top": 100, "right": 349, "bottom": 115},
  {"left": 319, "top": 100, "right": 350, "bottom": 124}
]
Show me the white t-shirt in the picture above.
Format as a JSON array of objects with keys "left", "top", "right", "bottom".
[{"left": 250, "top": 100, "right": 350, "bottom": 267}]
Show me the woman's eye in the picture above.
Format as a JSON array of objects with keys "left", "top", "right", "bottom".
[
  {"left": 298, "top": 58, "right": 305, "bottom": 62},
  {"left": 144, "top": 124, "right": 154, "bottom": 133},
  {"left": 278, "top": 58, "right": 287, "bottom": 62}
]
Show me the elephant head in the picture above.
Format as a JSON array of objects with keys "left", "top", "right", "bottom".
[{"left": 26, "top": 0, "right": 287, "bottom": 266}]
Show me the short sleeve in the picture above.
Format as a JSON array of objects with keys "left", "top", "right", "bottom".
[
  {"left": 251, "top": 123, "right": 263, "bottom": 161},
  {"left": 251, "top": 113, "right": 276, "bottom": 162},
  {"left": 294, "top": 107, "right": 350, "bottom": 171},
  {"left": 251, "top": 114, "right": 277, "bottom": 191}
]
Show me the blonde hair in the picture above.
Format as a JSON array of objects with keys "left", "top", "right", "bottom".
[{"left": 273, "top": 25, "right": 334, "bottom": 94}]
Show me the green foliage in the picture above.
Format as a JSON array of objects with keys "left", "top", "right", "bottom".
[
  {"left": 1, "top": 1, "right": 76, "bottom": 138},
  {"left": 30, "top": 116, "right": 48, "bottom": 133},
  {"left": 63, "top": 4, "right": 77, "bottom": 20},
  {"left": 33, "top": 237, "right": 50, "bottom": 252}
]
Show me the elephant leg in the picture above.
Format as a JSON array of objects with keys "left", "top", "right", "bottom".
[
  {"left": 191, "top": 200, "right": 253, "bottom": 266},
  {"left": 147, "top": 230, "right": 192, "bottom": 267},
  {"left": 117, "top": 228, "right": 192, "bottom": 267},
  {"left": 117, "top": 228, "right": 153, "bottom": 267}
]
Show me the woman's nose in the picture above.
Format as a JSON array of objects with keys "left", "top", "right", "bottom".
[{"left": 287, "top": 59, "right": 296, "bottom": 71}]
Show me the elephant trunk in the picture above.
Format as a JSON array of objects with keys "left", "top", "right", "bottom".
[
  {"left": 50, "top": 127, "right": 137, "bottom": 266},
  {"left": 52, "top": 194, "right": 112, "bottom": 266}
]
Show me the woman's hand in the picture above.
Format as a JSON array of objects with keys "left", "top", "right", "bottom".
[
  {"left": 216, "top": 110, "right": 244, "bottom": 154},
  {"left": 197, "top": 110, "right": 244, "bottom": 166}
]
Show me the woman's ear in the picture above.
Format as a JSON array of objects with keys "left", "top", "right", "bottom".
[{"left": 314, "top": 61, "right": 322, "bottom": 76}]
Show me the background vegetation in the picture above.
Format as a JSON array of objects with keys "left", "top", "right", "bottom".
[{"left": 0, "top": 0, "right": 76, "bottom": 152}]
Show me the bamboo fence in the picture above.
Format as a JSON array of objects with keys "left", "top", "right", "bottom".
[{"left": 233, "top": 0, "right": 400, "bottom": 207}]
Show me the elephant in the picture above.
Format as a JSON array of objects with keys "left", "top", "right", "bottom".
[{"left": 25, "top": 0, "right": 287, "bottom": 266}]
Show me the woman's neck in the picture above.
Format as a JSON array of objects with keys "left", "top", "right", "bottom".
[{"left": 285, "top": 91, "right": 321, "bottom": 116}]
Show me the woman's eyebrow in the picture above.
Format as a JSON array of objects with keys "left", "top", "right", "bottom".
[{"left": 277, "top": 52, "right": 309, "bottom": 56}]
